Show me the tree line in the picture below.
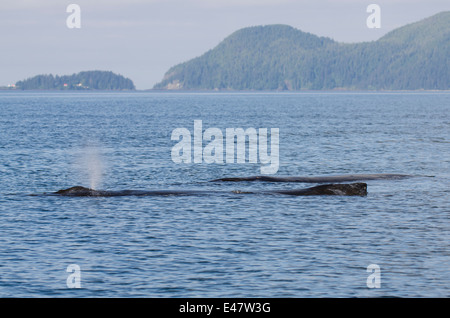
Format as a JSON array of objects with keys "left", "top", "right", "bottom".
[
  {"left": 16, "top": 71, "right": 135, "bottom": 90},
  {"left": 154, "top": 12, "right": 449, "bottom": 90}
]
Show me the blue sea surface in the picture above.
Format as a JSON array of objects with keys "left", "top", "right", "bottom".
[{"left": 0, "top": 91, "right": 448, "bottom": 297}]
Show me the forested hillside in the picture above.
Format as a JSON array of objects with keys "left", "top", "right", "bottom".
[
  {"left": 16, "top": 71, "right": 135, "bottom": 90},
  {"left": 154, "top": 11, "right": 450, "bottom": 90}
]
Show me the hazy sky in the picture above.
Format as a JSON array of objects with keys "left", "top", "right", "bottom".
[{"left": 1, "top": 0, "right": 449, "bottom": 89}]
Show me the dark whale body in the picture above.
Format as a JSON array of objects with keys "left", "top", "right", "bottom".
[
  {"left": 53, "top": 183, "right": 367, "bottom": 197},
  {"left": 210, "top": 173, "right": 411, "bottom": 183},
  {"left": 270, "top": 183, "right": 367, "bottom": 196},
  {"left": 54, "top": 186, "right": 206, "bottom": 197}
]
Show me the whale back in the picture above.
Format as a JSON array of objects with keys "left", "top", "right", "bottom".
[
  {"left": 274, "top": 182, "right": 367, "bottom": 196},
  {"left": 53, "top": 183, "right": 367, "bottom": 197},
  {"left": 210, "top": 173, "right": 410, "bottom": 183},
  {"left": 55, "top": 186, "right": 96, "bottom": 196}
]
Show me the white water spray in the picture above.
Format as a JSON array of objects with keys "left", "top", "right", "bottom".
[{"left": 75, "top": 144, "right": 104, "bottom": 190}]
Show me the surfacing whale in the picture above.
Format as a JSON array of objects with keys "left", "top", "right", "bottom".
[
  {"left": 53, "top": 183, "right": 367, "bottom": 197},
  {"left": 54, "top": 186, "right": 205, "bottom": 197},
  {"left": 210, "top": 173, "right": 411, "bottom": 183}
]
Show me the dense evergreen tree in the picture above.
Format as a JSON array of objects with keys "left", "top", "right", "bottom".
[
  {"left": 154, "top": 12, "right": 450, "bottom": 90},
  {"left": 16, "top": 71, "right": 135, "bottom": 90}
]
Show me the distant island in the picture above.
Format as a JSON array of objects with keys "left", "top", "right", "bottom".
[
  {"left": 14, "top": 71, "right": 135, "bottom": 90},
  {"left": 154, "top": 11, "right": 449, "bottom": 91}
]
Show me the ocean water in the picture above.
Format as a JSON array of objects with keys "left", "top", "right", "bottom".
[{"left": 0, "top": 91, "right": 448, "bottom": 297}]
